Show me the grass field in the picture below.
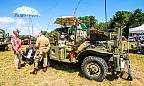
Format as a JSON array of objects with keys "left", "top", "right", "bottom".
[{"left": 0, "top": 45, "right": 144, "bottom": 86}]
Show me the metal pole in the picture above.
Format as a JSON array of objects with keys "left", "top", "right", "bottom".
[
  {"left": 105, "top": 0, "right": 107, "bottom": 23},
  {"left": 29, "top": 16, "right": 34, "bottom": 44}
]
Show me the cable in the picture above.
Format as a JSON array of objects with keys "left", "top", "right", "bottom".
[{"left": 73, "top": 0, "right": 82, "bottom": 16}]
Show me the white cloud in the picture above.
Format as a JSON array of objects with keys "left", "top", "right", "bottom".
[
  {"left": 0, "top": 17, "right": 26, "bottom": 27},
  {"left": 0, "top": 17, "right": 27, "bottom": 34},
  {"left": 0, "top": 17, "right": 15, "bottom": 25},
  {"left": 0, "top": 17, "right": 49, "bottom": 35},
  {"left": 35, "top": 23, "right": 40, "bottom": 26}
]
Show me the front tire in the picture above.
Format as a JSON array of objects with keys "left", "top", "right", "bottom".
[{"left": 81, "top": 56, "right": 108, "bottom": 81}]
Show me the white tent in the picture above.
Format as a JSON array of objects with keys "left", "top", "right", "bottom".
[{"left": 129, "top": 24, "right": 144, "bottom": 33}]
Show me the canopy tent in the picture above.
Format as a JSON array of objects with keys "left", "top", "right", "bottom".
[
  {"left": 13, "top": 6, "right": 40, "bottom": 35},
  {"left": 129, "top": 24, "right": 144, "bottom": 33},
  {"left": 13, "top": 6, "right": 40, "bottom": 17}
]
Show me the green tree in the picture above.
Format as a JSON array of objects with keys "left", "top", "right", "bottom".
[
  {"left": 108, "top": 11, "right": 132, "bottom": 38},
  {"left": 123, "top": 9, "right": 144, "bottom": 38},
  {"left": 108, "top": 9, "right": 144, "bottom": 38},
  {"left": 45, "top": 31, "right": 59, "bottom": 37},
  {"left": 129, "top": 9, "right": 144, "bottom": 27},
  {"left": 95, "top": 22, "right": 107, "bottom": 30},
  {"left": 19, "top": 35, "right": 24, "bottom": 40},
  {"left": 78, "top": 16, "right": 98, "bottom": 28},
  {"left": 108, "top": 11, "right": 132, "bottom": 29}
]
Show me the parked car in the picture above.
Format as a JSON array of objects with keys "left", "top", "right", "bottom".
[
  {"left": 140, "top": 40, "right": 144, "bottom": 47},
  {"left": 128, "top": 37, "right": 135, "bottom": 42},
  {"left": 138, "top": 35, "right": 144, "bottom": 40}
]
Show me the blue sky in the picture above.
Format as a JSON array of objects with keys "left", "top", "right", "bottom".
[{"left": 0, "top": 0, "right": 144, "bottom": 35}]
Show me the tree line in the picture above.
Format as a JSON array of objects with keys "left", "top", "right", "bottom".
[{"left": 78, "top": 9, "right": 144, "bottom": 38}]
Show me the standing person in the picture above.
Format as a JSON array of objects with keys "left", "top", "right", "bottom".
[
  {"left": 11, "top": 29, "right": 22, "bottom": 69},
  {"left": 30, "top": 31, "right": 50, "bottom": 74}
]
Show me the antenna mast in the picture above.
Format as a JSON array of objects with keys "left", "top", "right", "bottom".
[
  {"left": 73, "top": 0, "right": 81, "bottom": 16},
  {"left": 105, "top": 0, "right": 107, "bottom": 23}
]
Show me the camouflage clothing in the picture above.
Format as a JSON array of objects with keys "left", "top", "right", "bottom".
[{"left": 34, "top": 35, "right": 50, "bottom": 69}]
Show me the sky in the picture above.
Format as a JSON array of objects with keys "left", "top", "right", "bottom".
[{"left": 0, "top": 0, "right": 144, "bottom": 35}]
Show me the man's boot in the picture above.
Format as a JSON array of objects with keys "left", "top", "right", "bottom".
[
  {"left": 42, "top": 67, "right": 47, "bottom": 72},
  {"left": 30, "top": 68, "right": 38, "bottom": 74}
]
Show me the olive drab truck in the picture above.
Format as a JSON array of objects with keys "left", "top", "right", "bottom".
[
  {"left": 48, "top": 16, "right": 133, "bottom": 81},
  {"left": 0, "top": 29, "right": 9, "bottom": 51}
]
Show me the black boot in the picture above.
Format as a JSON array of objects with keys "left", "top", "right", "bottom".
[
  {"left": 42, "top": 67, "right": 47, "bottom": 72},
  {"left": 30, "top": 68, "right": 38, "bottom": 74}
]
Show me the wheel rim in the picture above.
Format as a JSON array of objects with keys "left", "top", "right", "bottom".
[{"left": 86, "top": 62, "right": 101, "bottom": 76}]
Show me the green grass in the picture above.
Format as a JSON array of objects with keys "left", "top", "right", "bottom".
[{"left": 0, "top": 45, "right": 144, "bottom": 86}]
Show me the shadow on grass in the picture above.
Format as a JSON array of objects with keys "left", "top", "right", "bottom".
[
  {"left": 0, "top": 49, "right": 9, "bottom": 51},
  {"left": 50, "top": 60, "right": 80, "bottom": 73},
  {"left": 21, "top": 62, "right": 27, "bottom": 67},
  {"left": 50, "top": 60, "right": 121, "bottom": 81},
  {"left": 105, "top": 74, "right": 119, "bottom": 81}
]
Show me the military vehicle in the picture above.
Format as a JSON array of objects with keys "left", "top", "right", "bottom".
[
  {"left": 47, "top": 16, "right": 133, "bottom": 81},
  {"left": 0, "top": 29, "right": 9, "bottom": 51}
]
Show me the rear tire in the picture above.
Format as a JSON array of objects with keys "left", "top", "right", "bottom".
[{"left": 81, "top": 56, "right": 108, "bottom": 82}]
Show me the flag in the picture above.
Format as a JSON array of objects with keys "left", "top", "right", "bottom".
[{"left": 78, "top": 23, "right": 87, "bottom": 31}]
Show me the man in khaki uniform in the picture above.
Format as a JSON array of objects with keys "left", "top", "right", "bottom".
[{"left": 30, "top": 31, "right": 50, "bottom": 74}]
